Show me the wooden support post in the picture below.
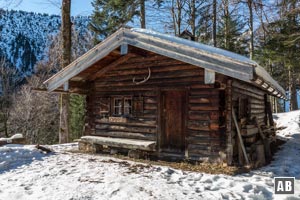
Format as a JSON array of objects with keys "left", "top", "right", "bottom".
[
  {"left": 232, "top": 107, "right": 250, "bottom": 165},
  {"left": 225, "top": 79, "right": 233, "bottom": 165}
]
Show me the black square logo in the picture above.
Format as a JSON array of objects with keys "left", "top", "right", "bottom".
[{"left": 274, "top": 177, "right": 295, "bottom": 194}]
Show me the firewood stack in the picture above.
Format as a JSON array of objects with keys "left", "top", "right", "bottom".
[{"left": 238, "top": 117, "right": 276, "bottom": 167}]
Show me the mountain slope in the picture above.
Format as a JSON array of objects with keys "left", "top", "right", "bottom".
[{"left": 0, "top": 9, "right": 90, "bottom": 75}]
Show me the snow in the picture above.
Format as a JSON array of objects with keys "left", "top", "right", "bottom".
[
  {"left": 132, "top": 28, "right": 257, "bottom": 66},
  {"left": 0, "top": 133, "right": 23, "bottom": 141},
  {"left": 0, "top": 111, "right": 300, "bottom": 199}
]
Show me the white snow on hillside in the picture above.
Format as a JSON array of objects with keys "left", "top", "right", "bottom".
[{"left": 0, "top": 111, "right": 300, "bottom": 200}]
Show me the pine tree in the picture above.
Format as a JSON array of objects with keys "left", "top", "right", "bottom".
[
  {"left": 261, "top": 0, "right": 300, "bottom": 111},
  {"left": 89, "top": 0, "right": 140, "bottom": 42},
  {"left": 217, "top": 1, "right": 246, "bottom": 54}
]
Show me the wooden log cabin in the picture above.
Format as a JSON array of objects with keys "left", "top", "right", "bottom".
[{"left": 44, "top": 28, "right": 286, "bottom": 165}]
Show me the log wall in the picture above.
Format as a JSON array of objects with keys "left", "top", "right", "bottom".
[
  {"left": 232, "top": 80, "right": 266, "bottom": 125},
  {"left": 84, "top": 54, "right": 268, "bottom": 161}
]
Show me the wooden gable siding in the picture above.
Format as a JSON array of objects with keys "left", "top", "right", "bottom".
[
  {"left": 232, "top": 80, "right": 266, "bottom": 125},
  {"left": 84, "top": 53, "right": 226, "bottom": 158}
]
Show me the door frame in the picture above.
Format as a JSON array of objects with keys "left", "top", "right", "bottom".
[{"left": 158, "top": 88, "right": 187, "bottom": 153}]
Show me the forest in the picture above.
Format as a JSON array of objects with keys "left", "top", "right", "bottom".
[{"left": 0, "top": 0, "right": 299, "bottom": 144}]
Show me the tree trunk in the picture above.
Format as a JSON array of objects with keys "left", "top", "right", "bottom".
[
  {"left": 60, "top": 0, "right": 72, "bottom": 143},
  {"left": 140, "top": 0, "right": 146, "bottom": 28},
  {"left": 190, "top": 0, "right": 196, "bottom": 37},
  {"left": 224, "top": 0, "right": 229, "bottom": 49},
  {"left": 247, "top": 0, "right": 254, "bottom": 60},
  {"left": 212, "top": 0, "right": 217, "bottom": 47},
  {"left": 291, "top": 75, "right": 298, "bottom": 111}
]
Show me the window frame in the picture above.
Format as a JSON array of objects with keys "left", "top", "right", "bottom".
[{"left": 112, "top": 96, "right": 133, "bottom": 117}]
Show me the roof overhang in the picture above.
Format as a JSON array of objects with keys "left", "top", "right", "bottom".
[{"left": 44, "top": 28, "right": 286, "bottom": 99}]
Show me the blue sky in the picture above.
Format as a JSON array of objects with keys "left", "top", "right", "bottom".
[{"left": 0, "top": 0, "right": 93, "bottom": 16}]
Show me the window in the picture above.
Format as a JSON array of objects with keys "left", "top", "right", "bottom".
[
  {"left": 124, "top": 98, "right": 132, "bottom": 115},
  {"left": 114, "top": 98, "right": 123, "bottom": 115},
  {"left": 113, "top": 97, "right": 132, "bottom": 116}
]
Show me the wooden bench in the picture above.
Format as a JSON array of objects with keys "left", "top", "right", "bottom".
[{"left": 79, "top": 136, "right": 156, "bottom": 153}]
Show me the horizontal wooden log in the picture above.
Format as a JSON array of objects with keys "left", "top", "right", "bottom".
[
  {"left": 188, "top": 97, "right": 219, "bottom": 104},
  {"left": 80, "top": 136, "right": 156, "bottom": 151},
  {"left": 232, "top": 80, "right": 265, "bottom": 96},
  {"left": 233, "top": 87, "right": 264, "bottom": 100},
  {"left": 250, "top": 104, "right": 265, "bottom": 109},
  {"left": 187, "top": 130, "right": 210, "bottom": 137},
  {"left": 95, "top": 76, "right": 203, "bottom": 88},
  {"left": 106, "top": 65, "right": 203, "bottom": 77},
  {"left": 249, "top": 99, "right": 264, "bottom": 104},
  {"left": 94, "top": 120, "right": 157, "bottom": 128},
  {"left": 144, "top": 97, "right": 157, "bottom": 104},
  {"left": 144, "top": 104, "right": 157, "bottom": 110},
  {"left": 188, "top": 111, "right": 210, "bottom": 120},
  {"left": 189, "top": 90, "right": 219, "bottom": 96},
  {"left": 189, "top": 105, "right": 219, "bottom": 111},
  {"left": 94, "top": 131, "right": 155, "bottom": 141},
  {"left": 250, "top": 109, "right": 265, "bottom": 114},
  {"left": 95, "top": 124, "right": 156, "bottom": 134}
]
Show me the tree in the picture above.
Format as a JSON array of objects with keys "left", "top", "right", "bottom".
[
  {"left": 59, "top": 0, "right": 72, "bottom": 143},
  {"left": 8, "top": 62, "right": 60, "bottom": 144},
  {"left": 89, "top": 0, "right": 141, "bottom": 41},
  {"left": 217, "top": 0, "right": 246, "bottom": 54},
  {"left": 260, "top": 0, "right": 300, "bottom": 111},
  {"left": 0, "top": 58, "right": 19, "bottom": 137}
]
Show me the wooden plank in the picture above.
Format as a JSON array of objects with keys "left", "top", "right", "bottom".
[
  {"left": 233, "top": 87, "right": 264, "bottom": 100},
  {"left": 95, "top": 76, "right": 203, "bottom": 88},
  {"left": 90, "top": 53, "right": 134, "bottom": 80},
  {"left": 80, "top": 136, "right": 156, "bottom": 151},
  {"left": 232, "top": 107, "right": 250, "bottom": 165},
  {"left": 94, "top": 131, "right": 155, "bottom": 141},
  {"left": 188, "top": 111, "right": 210, "bottom": 120},
  {"left": 94, "top": 120, "right": 157, "bottom": 128},
  {"left": 232, "top": 81, "right": 264, "bottom": 96},
  {"left": 106, "top": 64, "right": 201, "bottom": 77},
  {"left": 45, "top": 30, "right": 124, "bottom": 91},
  {"left": 95, "top": 124, "right": 156, "bottom": 134},
  {"left": 189, "top": 105, "right": 219, "bottom": 111}
]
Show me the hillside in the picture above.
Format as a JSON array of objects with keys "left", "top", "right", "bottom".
[{"left": 0, "top": 9, "right": 90, "bottom": 75}]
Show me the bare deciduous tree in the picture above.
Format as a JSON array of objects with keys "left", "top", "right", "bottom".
[{"left": 0, "top": 58, "right": 19, "bottom": 137}]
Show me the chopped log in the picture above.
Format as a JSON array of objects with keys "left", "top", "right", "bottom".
[
  {"left": 255, "top": 117, "right": 272, "bottom": 161},
  {"left": 255, "top": 143, "right": 266, "bottom": 167},
  {"left": 232, "top": 107, "right": 250, "bottom": 165},
  {"left": 241, "top": 127, "right": 258, "bottom": 136},
  {"left": 36, "top": 144, "right": 52, "bottom": 153}
]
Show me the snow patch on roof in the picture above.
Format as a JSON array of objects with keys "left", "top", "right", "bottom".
[{"left": 131, "top": 28, "right": 258, "bottom": 66}]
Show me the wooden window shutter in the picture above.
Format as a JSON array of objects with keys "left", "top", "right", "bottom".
[
  {"left": 132, "top": 96, "right": 143, "bottom": 116},
  {"left": 99, "top": 97, "right": 110, "bottom": 119}
]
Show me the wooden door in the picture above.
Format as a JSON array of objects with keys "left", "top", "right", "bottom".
[{"left": 161, "top": 90, "right": 186, "bottom": 151}]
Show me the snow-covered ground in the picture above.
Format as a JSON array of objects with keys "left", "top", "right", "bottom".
[{"left": 0, "top": 112, "right": 300, "bottom": 200}]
